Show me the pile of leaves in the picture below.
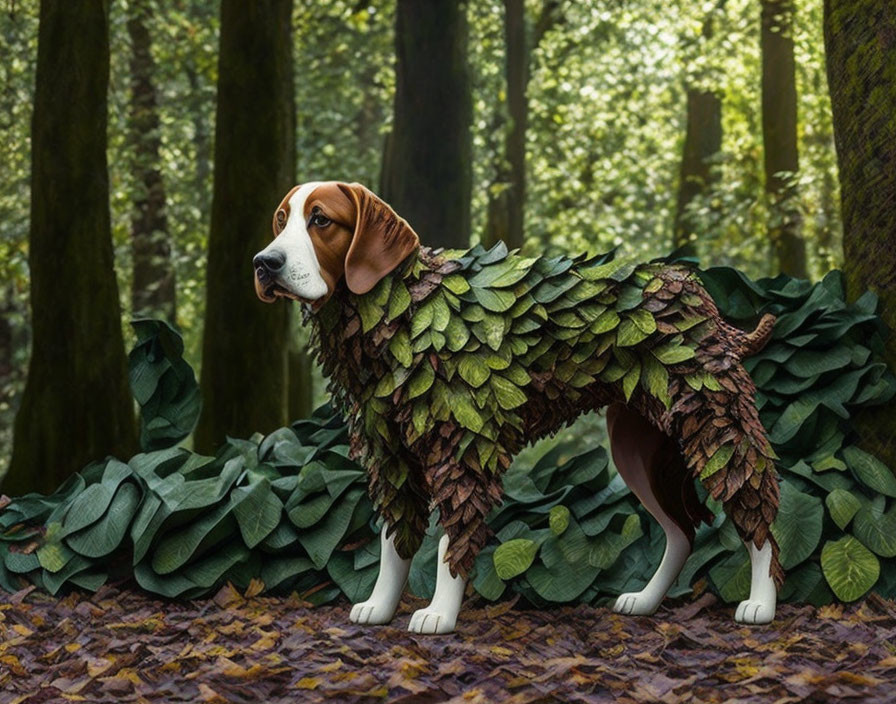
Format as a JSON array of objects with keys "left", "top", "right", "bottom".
[{"left": 0, "top": 265, "right": 894, "bottom": 608}]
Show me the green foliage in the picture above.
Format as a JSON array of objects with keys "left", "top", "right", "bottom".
[
  {"left": 2, "top": 258, "right": 896, "bottom": 606},
  {"left": 129, "top": 318, "right": 201, "bottom": 451},
  {"left": 0, "top": 0, "right": 847, "bottom": 470}
]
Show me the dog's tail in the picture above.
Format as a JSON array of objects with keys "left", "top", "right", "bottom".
[{"left": 737, "top": 313, "right": 776, "bottom": 358}]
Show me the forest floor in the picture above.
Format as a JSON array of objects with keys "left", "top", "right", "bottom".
[{"left": 0, "top": 584, "right": 894, "bottom": 703}]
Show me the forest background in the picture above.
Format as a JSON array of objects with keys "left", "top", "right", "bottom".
[{"left": 0, "top": 0, "right": 893, "bottom": 494}]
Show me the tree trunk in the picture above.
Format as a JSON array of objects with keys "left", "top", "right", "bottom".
[
  {"left": 483, "top": 0, "right": 561, "bottom": 251},
  {"left": 673, "top": 89, "right": 722, "bottom": 257},
  {"left": 673, "top": 4, "right": 724, "bottom": 258},
  {"left": 194, "top": 0, "right": 295, "bottom": 453},
  {"left": 128, "top": 0, "right": 175, "bottom": 321},
  {"left": 501, "top": 0, "right": 527, "bottom": 250},
  {"left": 824, "top": 0, "right": 896, "bottom": 471},
  {"left": 380, "top": 0, "right": 472, "bottom": 249},
  {"left": 761, "top": 0, "right": 806, "bottom": 278},
  {"left": 6, "top": 0, "right": 137, "bottom": 495}
]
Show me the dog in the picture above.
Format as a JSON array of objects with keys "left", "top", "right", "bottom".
[{"left": 253, "top": 181, "right": 782, "bottom": 634}]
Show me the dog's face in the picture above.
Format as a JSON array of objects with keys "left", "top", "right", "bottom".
[{"left": 253, "top": 181, "right": 419, "bottom": 307}]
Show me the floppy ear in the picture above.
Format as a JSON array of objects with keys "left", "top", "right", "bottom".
[{"left": 338, "top": 183, "right": 420, "bottom": 295}]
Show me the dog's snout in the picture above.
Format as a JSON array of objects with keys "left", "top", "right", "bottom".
[{"left": 253, "top": 250, "right": 286, "bottom": 277}]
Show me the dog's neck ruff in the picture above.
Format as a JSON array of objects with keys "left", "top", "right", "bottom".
[{"left": 307, "top": 246, "right": 453, "bottom": 410}]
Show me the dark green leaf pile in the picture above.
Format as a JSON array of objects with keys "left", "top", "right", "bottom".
[{"left": 0, "top": 266, "right": 893, "bottom": 606}]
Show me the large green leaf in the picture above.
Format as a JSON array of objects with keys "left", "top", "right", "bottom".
[
  {"left": 296, "top": 488, "right": 366, "bottom": 569},
  {"left": 771, "top": 482, "right": 823, "bottom": 570},
  {"left": 821, "top": 536, "right": 880, "bottom": 602},
  {"left": 232, "top": 479, "right": 283, "bottom": 549},
  {"left": 852, "top": 498, "right": 896, "bottom": 558},
  {"left": 129, "top": 318, "right": 201, "bottom": 452},
  {"left": 150, "top": 500, "right": 236, "bottom": 574},
  {"left": 825, "top": 488, "right": 862, "bottom": 530},
  {"left": 843, "top": 446, "right": 896, "bottom": 497},
  {"left": 709, "top": 549, "right": 752, "bottom": 603},
  {"left": 493, "top": 538, "right": 538, "bottom": 580},
  {"left": 66, "top": 482, "right": 141, "bottom": 558}
]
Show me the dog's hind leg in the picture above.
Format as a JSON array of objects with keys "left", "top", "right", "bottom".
[
  {"left": 607, "top": 403, "right": 694, "bottom": 616},
  {"left": 350, "top": 528, "right": 412, "bottom": 625}
]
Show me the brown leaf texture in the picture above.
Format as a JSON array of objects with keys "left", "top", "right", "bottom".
[{"left": 1, "top": 586, "right": 894, "bottom": 703}]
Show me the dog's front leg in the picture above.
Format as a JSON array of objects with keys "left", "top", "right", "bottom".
[
  {"left": 349, "top": 528, "right": 412, "bottom": 625},
  {"left": 735, "top": 540, "right": 777, "bottom": 625},
  {"left": 408, "top": 534, "right": 466, "bottom": 634}
]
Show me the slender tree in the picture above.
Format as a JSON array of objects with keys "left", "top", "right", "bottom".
[
  {"left": 128, "top": 0, "right": 175, "bottom": 320},
  {"left": 673, "top": 4, "right": 724, "bottom": 258},
  {"left": 761, "top": 0, "right": 806, "bottom": 277},
  {"left": 380, "top": 0, "right": 473, "bottom": 249},
  {"left": 824, "top": 0, "right": 896, "bottom": 471},
  {"left": 483, "top": 0, "right": 562, "bottom": 250},
  {"left": 6, "top": 0, "right": 137, "bottom": 495},
  {"left": 194, "top": 0, "right": 296, "bottom": 452},
  {"left": 673, "top": 91, "right": 722, "bottom": 257}
]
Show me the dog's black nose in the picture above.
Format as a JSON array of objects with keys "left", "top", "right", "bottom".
[{"left": 253, "top": 250, "right": 286, "bottom": 276}]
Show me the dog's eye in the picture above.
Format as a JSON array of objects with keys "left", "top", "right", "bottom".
[{"left": 309, "top": 212, "right": 331, "bottom": 228}]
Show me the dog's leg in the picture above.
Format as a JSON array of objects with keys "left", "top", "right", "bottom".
[
  {"left": 349, "top": 528, "right": 412, "bottom": 625},
  {"left": 735, "top": 540, "right": 777, "bottom": 624},
  {"left": 608, "top": 404, "right": 692, "bottom": 616},
  {"left": 408, "top": 533, "right": 466, "bottom": 634}
]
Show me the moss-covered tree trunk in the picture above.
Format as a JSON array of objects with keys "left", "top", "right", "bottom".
[
  {"left": 128, "top": 0, "right": 175, "bottom": 321},
  {"left": 824, "top": 0, "right": 896, "bottom": 471},
  {"left": 6, "top": 0, "right": 137, "bottom": 495},
  {"left": 761, "top": 0, "right": 806, "bottom": 278},
  {"left": 194, "top": 0, "right": 295, "bottom": 452},
  {"left": 380, "top": 0, "right": 472, "bottom": 249}
]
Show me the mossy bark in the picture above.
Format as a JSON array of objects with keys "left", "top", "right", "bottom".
[
  {"left": 128, "top": 0, "right": 175, "bottom": 321},
  {"left": 380, "top": 0, "right": 472, "bottom": 249},
  {"left": 6, "top": 0, "right": 137, "bottom": 495},
  {"left": 824, "top": 0, "right": 896, "bottom": 471},
  {"left": 194, "top": 0, "right": 295, "bottom": 453},
  {"left": 761, "top": 0, "right": 806, "bottom": 278}
]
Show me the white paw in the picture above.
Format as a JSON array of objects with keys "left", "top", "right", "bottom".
[
  {"left": 613, "top": 591, "right": 660, "bottom": 616},
  {"left": 735, "top": 599, "right": 775, "bottom": 625},
  {"left": 408, "top": 607, "right": 457, "bottom": 634},
  {"left": 349, "top": 599, "right": 397, "bottom": 626}
]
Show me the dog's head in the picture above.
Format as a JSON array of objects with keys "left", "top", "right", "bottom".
[{"left": 253, "top": 182, "right": 419, "bottom": 308}]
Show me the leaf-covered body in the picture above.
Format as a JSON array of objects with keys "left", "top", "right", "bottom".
[{"left": 309, "top": 243, "right": 782, "bottom": 584}]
